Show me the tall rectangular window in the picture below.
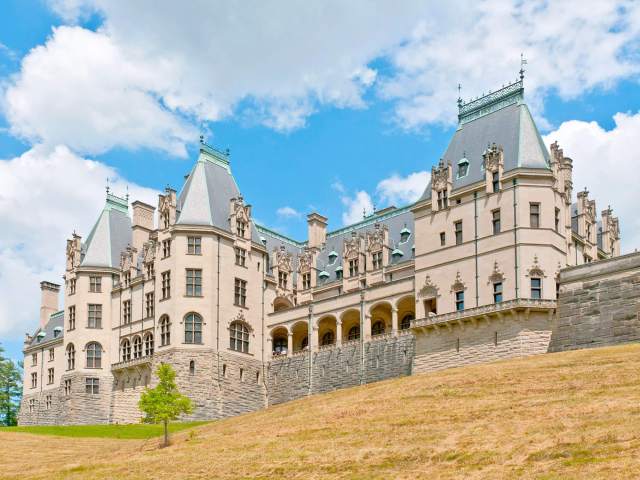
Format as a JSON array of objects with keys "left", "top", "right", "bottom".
[
  {"left": 454, "top": 221, "right": 463, "bottom": 245},
  {"left": 440, "top": 232, "right": 446, "bottom": 246},
  {"left": 146, "top": 262, "right": 155, "bottom": 279},
  {"left": 85, "top": 377, "right": 99, "bottom": 394},
  {"left": 49, "top": 348, "right": 54, "bottom": 361},
  {"left": 455, "top": 291, "right": 464, "bottom": 311},
  {"left": 32, "top": 353, "right": 37, "bottom": 366},
  {"left": 278, "top": 271, "right": 288, "bottom": 289},
  {"left": 123, "top": 300, "right": 131, "bottom": 324},
  {"left": 89, "top": 276, "right": 101, "bottom": 292},
  {"left": 87, "top": 304, "right": 102, "bottom": 328},
  {"left": 493, "top": 282, "right": 503, "bottom": 303},
  {"left": 46, "top": 395, "right": 52, "bottom": 410},
  {"left": 234, "top": 278, "right": 247, "bottom": 307},
  {"left": 161, "top": 271, "right": 171, "bottom": 299},
  {"left": 235, "top": 247, "right": 246, "bottom": 267},
  {"left": 555, "top": 208, "right": 560, "bottom": 232},
  {"left": 349, "top": 259, "right": 359, "bottom": 276},
  {"left": 162, "top": 239, "right": 171, "bottom": 258},
  {"left": 68, "top": 305, "right": 76, "bottom": 330},
  {"left": 236, "top": 220, "right": 246, "bottom": 238},
  {"left": 64, "top": 379, "right": 72, "bottom": 396},
  {"left": 186, "top": 269, "right": 202, "bottom": 296},
  {"left": 145, "top": 292, "right": 154, "bottom": 318},
  {"left": 492, "top": 209, "right": 501, "bottom": 235},
  {"left": 437, "top": 189, "right": 449, "bottom": 209},
  {"left": 69, "top": 278, "right": 76, "bottom": 295},
  {"left": 492, "top": 171, "right": 500, "bottom": 193},
  {"left": 48, "top": 367, "right": 54, "bottom": 384},
  {"left": 123, "top": 271, "right": 131, "bottom": 287},
  {"left": 31, "top": 372, "right": 37, "bottom": 388},
  {"left": 531, "top": 278, "right": 542, "bottom": 299},
  {"left": 530, "top": 203, "right": 540, "bottom": 229},
  {"left": 372, "top": 251, "right": 382, "bottom": 270},
  {"left": 302, "top": 273, "right": 311, "bottom": 290},
  {"left": 187, "top": 236, "right": 202, "bottom": 255}
]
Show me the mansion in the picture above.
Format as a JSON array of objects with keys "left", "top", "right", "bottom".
[{"left": 19, "top": 78, "right": 624, "bottom": 425}]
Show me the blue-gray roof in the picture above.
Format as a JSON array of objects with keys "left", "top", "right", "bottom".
[
  {"left": 81, "top": 194, "right": 132, "bottom": 268},
  {"left": 421, "top": 101, "right": 550, "bottom": 200},
  {"left": 27, "top": 310, "right": 64, "bottom": 348}
]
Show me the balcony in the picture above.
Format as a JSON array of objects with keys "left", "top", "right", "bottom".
[
  {"left": 412, "top": 298, "right": 557, "bottom": 330},
  {"left": 111, "top": 355, "right": 153, "bottom": 371}
]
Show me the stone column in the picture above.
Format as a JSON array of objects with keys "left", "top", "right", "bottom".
[
  {"left": 336, "top": 319, "right": 343, "bottom": 347},
  {"left": 311, "top": 326, "right": 319, "bottom": 352},
  {"left": 287, "top": 333, "right": 293, "bottom": 357},
  {"left": 267, "top": 337, "right": 272, "bottom": 358},
  {"left": 391, "top": 307, "right": 398, "bottom": 336},
  {"left": 364, "top": 314, "right": 372, "bottom": 341}
]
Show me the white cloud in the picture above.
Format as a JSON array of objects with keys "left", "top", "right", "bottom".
[
  {"left": 276, "top": 206, "right": 302, "bottom": 219},
  {"left": 341, "top": 190, "right": 374, "bottom": 225},
  {"left": 0, "top": 145, "right": 158, "bottom": 339},
  {"left": 376, "top": 171, "right": 430, "bottom": 205},
  {"left": 543, "top": 112, "right": 640, "bottom": 253}
]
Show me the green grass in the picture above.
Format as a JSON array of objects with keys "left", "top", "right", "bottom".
[{"left": 1, "top": 421, "right": 209, "bottom": 439}]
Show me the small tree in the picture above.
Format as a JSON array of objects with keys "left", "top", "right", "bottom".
[
  {"left": 0, "top": 345, "right": 22, "bottom": 426},
  {"left": 138, "top": 363, "right": 192, "bottom": 447}
]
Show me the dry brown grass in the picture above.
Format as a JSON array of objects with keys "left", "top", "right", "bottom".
[{"left": 2, "top": 344, "right": 640, "bottom": 479}]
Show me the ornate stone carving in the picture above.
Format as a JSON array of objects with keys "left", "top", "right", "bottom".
[
  {"left": 366, "top": 223, "right": 385, "bottom": 253},
  {"left": 483, "top": 143, "right": 503, "bottom": 172},
  {"left": 232, "top": 195, "right": 250, "bottom": 223},
  {"left": 120, "top": 245, "right": 136, "bottom": 272},
  {"left": 275, "top": 245, "right": 293, "bottom": 273},
  {"left": 142, "top": 240, "right": 156, "bottom": 264},
  {"left": 487, "top": 261, "right": 505, "bottom": 284},
  {"left": 66, "top": 232, "right": 81, "bottom": 271},
  {"left": 450, "top": 271, "right": 466, "bottom": 293},
  {"left": 431, "top": 159, "right": 450, "bottom": 191},
  {"left": 298, "top": 248, "right": 313, "bottom": 274},
  {"left": 343, "top": 231, "right": 361, "bottom": 260},
  {"left": 526, "top": 255, "right": 545, "bottom": 278},
  {"left": 564, "top": 179, "right": 573, "bottom": 205},
  {"left": 418, "top": 275, "right": 439, "bottom": 299}
]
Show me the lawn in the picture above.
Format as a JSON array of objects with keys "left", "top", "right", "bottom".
[
  {"left": 2, "top": 344, "right": 640, "bottom": 479},
  {"left": 2, "top": 421, "right": 209, "bottom": 439}
]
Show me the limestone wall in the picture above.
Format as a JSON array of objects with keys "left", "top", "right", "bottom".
[
  {"left": 266, "top": 333, "right": 415, "bottom": 406},
  {"left": 412, "top": 313, "right": 554, "bottom": 374},
  {"left": 551, "top": 252, "right": 640, "bottom": 352}
]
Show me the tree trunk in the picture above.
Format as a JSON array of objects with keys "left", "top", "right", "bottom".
[{"left": 163, "top": 419, "right": 168, "bottom": 447}]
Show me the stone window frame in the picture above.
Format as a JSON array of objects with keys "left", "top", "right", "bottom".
[
  {"left": 234, "top": 278, "right": 247, "bottom": 307},
  {"left": 133, "top": 335, "right": 143, "bottom": 359},
  {"left": 87, "top": 304, "right": 102, "bottom": 329},
  {"left": 85, "top": 341, "right": 102, "bottom": 369},
  {"left": 493, "top": 282, "right": 503, "bottom": 304},
  {"left": 120, "top": 338, "right": 131, "bottom": 362},
  {"left": 184, "top": 312, "right": 203, "bottom": 344},
  {"left": 123, "top": 299, "right": 131, "bottom": 325},
  {"left": 187, "top": 236, "right": 202, "bottom": 255},
  {"left": 47, "top": 367, "right": 54, "bottom": 385},
  {"left": 144, "top": 332, "right": 154, "bottom": 356},
  {"left": 530, "top": 277, "right": 542, "bottom": 299},
  {"left": 372, "top": 251, "right": 383, "bottom": 270},
  {"left": 159, "top": 315, "right": 171, "bottom": 346},
  {"left": 161, "top": 271, "right": 171, "bottom": 299},
  {"left": 229, "top": 321, "right": 250, "bottom": 354},
  {"left": 85, "top": 377, "right": 100, "bottom": 395},
  {"left": 492, "top": 209, "right": 501, "bottom": 235},
  {"left": 145, "top": 292, "right": 154, "bottom": 318},
  {"left": 529, "top": 202, "right": 540, "bottom": 229},
  {"left": 235, "top": 246, "right": 247, "bottom": 267},
  {"left": 66, "top": 343, "right": 75, "bottom": 370},
  {"left": 455, "top": 290, "right": 465, "bottom": 311},
  {"left": 185, "top": 268, "right": 203, "bottom": 297},
  {"left": 454, "top": 221, "right": 463, "bottom": 245},
  {"left": 68, "top": 305, "right": 76, "bottom": 331},
  {"left": 89, "top": 275, "right": 102, "bottom": 293},
  {"left": 31, "top": 372, "right": 37, "bottom": 389}
]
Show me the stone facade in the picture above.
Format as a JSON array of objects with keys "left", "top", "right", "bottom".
[{"left": 19, "top": 78, "right": 628, "bottom": 426}]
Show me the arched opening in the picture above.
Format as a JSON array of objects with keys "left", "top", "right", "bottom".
[
  {"left": 341, "top": 309, "right": 360, "bottom": 343},
  {"left": 184, "top": 312, "right": 202, "bottom": 344},
  {"left": 369, "top": 302, "right": 392, "bottom": 337},
  {"left": 396, "top": 295, "right": 416, "bottom": 331},
  {"left": 291, "top": 321, "right": 308, "bottom": 352},
  {"left": 159, "top": 315, "right": 171, "bottom": 346},
  {"left": 132, "top": 335, "right": 142, "bottom": 359},
  {"left": 229, "top": 321, "right": 250, "bottom": 353},
  {"left": 318, "top": 315, "right": 337, "bottom": 347},
  {"left": 189, "top": 360, "right": 195, "bottom": 375},
  {"left": 66, "top": 343, "right": 75, "bottom": 370},
  {"left": 120, "top": 338, "right": 131, "bottom": 362},
  {"left": 86, "top": 342, "right": 102, "bottom": 368},
  {"left": 144, "top": 332, "right": 154, "bottom": 356},
  {"left": 271, "top": 327, "right": 288, "bottom": 356},
  {"left": 273, "top": 296, "right": 294, "bottom": 312}
]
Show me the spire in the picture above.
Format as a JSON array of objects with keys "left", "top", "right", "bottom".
[{"left": 519, "top": 53, "right": 527, "bottom": 81}]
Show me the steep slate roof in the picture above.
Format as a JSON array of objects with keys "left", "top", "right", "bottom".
[
  {"left": 255, "top": 225, "right": 305, "bottom": 278},
  {"left": 421, "top": 81, "right": 550, "bottom": 201},
  {"left": 27, "top": 310, "right": 64, "bottom": 348},
  {"left": 176, "top": 142, "right": 262, "bottom": 242},
  {"left": 81, "top": 194, "right": 132, "bottom": 268}
]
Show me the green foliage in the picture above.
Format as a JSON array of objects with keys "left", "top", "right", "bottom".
[
  {"left": 0, "top": 344, "right": 22, "bottom": 426},
  {"left": 138, "top": 363, "right": 192, "bottom": 446},
  {"left": 2, "top": 422, "right": 208, "bottom": 439}
]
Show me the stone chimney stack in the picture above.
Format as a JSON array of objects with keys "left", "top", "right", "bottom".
[
  {"left": 131, "top": 201, "right": 156, "bottom": 253},
  {"left": 40, "top": 281, "right": 60, "bottom": 328},
  {"left": 307, "top": 213, "right": 328, "bottom": 249}
]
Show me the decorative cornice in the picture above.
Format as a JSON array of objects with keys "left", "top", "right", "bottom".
[{"left": 458, "top": 79, "right": 524, "bottom": 125}]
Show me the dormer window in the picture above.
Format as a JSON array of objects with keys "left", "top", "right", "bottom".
[
  {"left": 400, "top": 227, "right": 411, "bottom": 243},
  {"left": 318, "top": 271, "right": 330, "bottom": 281},
  {"left": 335, "top": 266, "right": 343, "bottom": 279},
  {"left": 328, "top": 251, "right": 338, "bottom": 264},
  {"left": 492, "top": 171, "right": 500, "bottom": 193},
  {"left": 437, "top": 190, "right": 448, "bottom": 210},
  {"left": 236, "top": 220, "right": 246, "bottom": 238},
  {"left": 457, "top": 157, "right": 469, "bottom": 178},
  {"left": 391, "top": 248, "right": 404, "bottom": 259}
]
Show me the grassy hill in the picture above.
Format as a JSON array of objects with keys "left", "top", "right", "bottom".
[{"left": 2, "top": 344, "right": 640, "bottom": 479}]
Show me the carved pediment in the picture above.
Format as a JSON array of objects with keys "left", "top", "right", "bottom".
[
  {"left": 611, "top": 217, "right": 620, "bottom": 238},
  {"left": 142, "top": 240, "right": 156, "bottom": 264},
  {"left": 120, "top": 245, "right": 136, "bottom": 272},
  {"left": 487, "top": 261, "right": 505, "bottom": 284},
  {"left": 450, "top": 271, "right": 466, "bottom": 293},
  {"left": 344, "top": 232, "right": 361, "bottom": 260},
  {"left": 275, "top": 245, "right": 293, "bottom": 273},
  {"left": 66, "top": 233, "right": 81, "bottom": 271},
  {"left": 483, "top": 143, "right": 504, "bottom": 172},
  {"left": 298, "top": 248, "right": 313, "bottom": 274},
  {"left": 418, "top": 275, "right": 439, "bottom": 299},
  {"left": 366, "top": 223, "right": 385, "bottom": 253},
  {"left": 526, "top": 255, "right": 545, "bottom": 278},
  {"left": 431, "top": 159, "right": 450, "bottom": 191}
]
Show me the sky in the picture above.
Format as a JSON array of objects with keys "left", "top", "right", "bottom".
[{"left": 1, "top": 0, "right": 640, "bottom": 361}]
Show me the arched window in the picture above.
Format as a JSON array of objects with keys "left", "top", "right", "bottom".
[
  {"left": 348, "top": 325, "right": 360, "bottom": 340},
  {"left": 372, "top": 320, "right": 385, "bottom": 336},
  {"left": 301, "top": 336, "right": 308, "bottom": 350},
  {"left": 400, "top": 314, "right": 414, "bottom": 330},
  {"left": 121, "top": 339, "right": 131, "bottom": 362},
  {"left": 86, "top": 342, "right": 102, "bottom": 368},
  {"left": 184, "top": 313, "right": 202, "bottom": 344},
  {"left": 66, "top": 343, "right": 75, "bottom": 370},
  {"left": 273, "top": 337, "right": 287, "bottom": 355},
  {"left": 144, "top": 333, "right": 154, "bottom": 356},
  {"left": 321, "top": 331, "right": 335, "bottom": 346},
  {"left": 229, "top": 322, "right": 249, "bottom": 353},
  {"left": 133, "top": 336, "right": 142, "bottom": 359},
  {"left": 189, "top": 360, "right": 195, "bottom": 375},
  {"left": 159, "top": 315, "right": 170, "bottom": 346}
]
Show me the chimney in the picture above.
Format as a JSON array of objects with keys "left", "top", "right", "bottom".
[
  {"left": 40, "top": 281, "right": 60, "bottom": 328},
  {"left": 307, "top": 213, "right": 328, "bottom": 249},
  {"left": 132, "top": 201, "right": 156, "bottom": 252}
]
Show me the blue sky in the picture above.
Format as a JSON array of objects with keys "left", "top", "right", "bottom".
[{"left": 1, "top": 0, "right": 639, "bottom": 361}]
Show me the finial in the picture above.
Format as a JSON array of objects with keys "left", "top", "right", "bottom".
[
  {"left": 362, "top": 208, "right": 366, "bottom": 219},
  {"left": 225, "top": 148, "right": 230, "bottom": 156},
  {"left": 199, "top": 134, "right": 204, "bottom": 144},
  {"left": 520, "top": 53, "right": 527, "bottom": 81},
  {"left": 125, "top": 185, "right": 129, "bottom": 202},
  {"left": 106, "top": 178, "right": 110, "bottom": 195},
  {"left": 457, "top": 83, "right": 462, "bottom": 108}
]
